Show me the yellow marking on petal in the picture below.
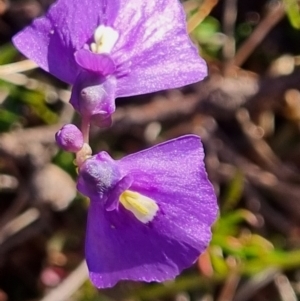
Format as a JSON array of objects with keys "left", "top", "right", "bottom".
[
  {"left": 91, "top": 25, "right": 119, "bottom": 54},
  {"left": 119, "top": 190, "right": 159, "bottom": 223}
]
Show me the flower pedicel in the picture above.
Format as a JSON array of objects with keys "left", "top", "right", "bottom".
[{"left": 13, "top": 0, "right": 218, "bottom": 288}]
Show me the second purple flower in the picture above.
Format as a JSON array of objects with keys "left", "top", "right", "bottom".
[{"left": 78, "top": 135, "right": 218, "bottom": 288}]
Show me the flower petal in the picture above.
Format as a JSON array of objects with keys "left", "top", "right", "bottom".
[
  {"left": 118, "top": 135, "right": 217, "bottom": 232},
  {"left": 112, "top": 0, "right": 207, "bottom": 97},
  {"left": 86, "top": 202, "right": 201, "bottom": 288},
  {"left": 12, "top": 0, "right": 112, "bottom": 84}
]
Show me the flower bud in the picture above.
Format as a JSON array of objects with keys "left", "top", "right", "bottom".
[{"left": 55, "top": 124, "right": 84, "bottom": 153}]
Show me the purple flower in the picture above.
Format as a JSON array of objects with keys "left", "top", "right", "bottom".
[
  {"left": 77, "top": 135, "right": 218, "bottom": 288},
  {"left": 13, "top": 0, "right": 207, "bottom": 125}
]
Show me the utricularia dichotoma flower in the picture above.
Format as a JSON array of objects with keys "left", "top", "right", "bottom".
[
  {"left": 13, "top": 0, "right": 218, "bottom": 289},
  {"left": 13, "top": 0, "right": 207, "bottom": 127}
]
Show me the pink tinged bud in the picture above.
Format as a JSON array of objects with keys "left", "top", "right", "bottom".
[{"left": 55, "top": 124, "right": 84, "bottom": 152}]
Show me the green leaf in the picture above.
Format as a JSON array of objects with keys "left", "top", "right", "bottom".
[
  {"left": 0, "top": 109, "right": 20, "bottom": 131},
  {"left": 222, "top": 170, "right": 244, "bottom": 212},
  {"left": 283, "top": 0, "right": 300, "bottom": 29},
  {"left": 0, "top": 43, "right": 18, "bottom": 65}
]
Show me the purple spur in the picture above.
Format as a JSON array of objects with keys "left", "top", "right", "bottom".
[
  {"left": 77, "top": 135, "right": 218, "bottom": 288},
  {"left": 13, "top": 0, "right": 207, "bottom": 126}
]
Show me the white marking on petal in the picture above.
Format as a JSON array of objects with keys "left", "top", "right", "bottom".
[
  {"left": 91, "top": 25, "right": 119, "bottom": 54},
  {"left": 119, "top": 190, "right": 159, "bottom": 223}
]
